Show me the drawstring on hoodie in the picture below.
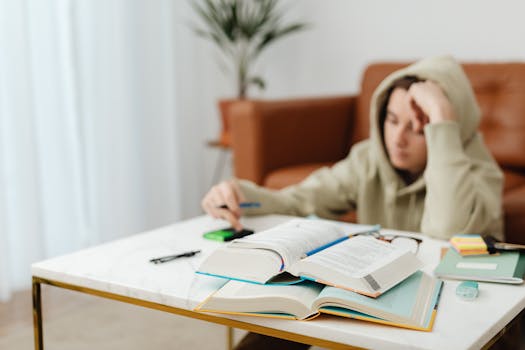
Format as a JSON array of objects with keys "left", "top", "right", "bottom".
[{"left": 385, "top": 184, "right": 396, "bottom": 228}]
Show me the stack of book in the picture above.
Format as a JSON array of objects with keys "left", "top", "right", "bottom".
[{"left": 195, "top": 218, "right": 443, "bottom": 331}]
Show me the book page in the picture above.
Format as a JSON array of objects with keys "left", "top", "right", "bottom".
[
  {"left": 299, "top": 236, "right": 403, "bottom": 278},
  {"left": 199, "top": 280, "right": 324, "bottom": 319},
  {"left": 313, "top": 271, "right": 439, "bottom": 326},
  {"left": 230, "top": 219, "right": 346, "bottom": 269}
]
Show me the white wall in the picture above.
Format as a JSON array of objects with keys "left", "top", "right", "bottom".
[
  {"left": 191, "top": 0, "right": 525, "bottom": 98},
  {"left": 172, "top": 1, "right": 235, "bottom": 218},
  {"left": 184, "top": 0, "right": 525, "bottom": 216},
  {"left": 263, "top": 0, "right": 525, "bottom": 97}
]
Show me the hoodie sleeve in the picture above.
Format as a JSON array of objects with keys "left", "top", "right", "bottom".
[
  {"left": 237, "top": 144, "right": 369, "bottom": 220},
  {"left": 421, "top": 122, "right": 504, "bottom": 240}
]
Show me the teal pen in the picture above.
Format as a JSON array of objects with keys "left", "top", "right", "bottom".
[{"left": 218, "top": 202, "right": 261, "bottom": 209}]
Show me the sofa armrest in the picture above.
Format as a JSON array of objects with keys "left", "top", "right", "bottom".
[{"left": 230, "top": 96, "right": 357, "bottom": 184}]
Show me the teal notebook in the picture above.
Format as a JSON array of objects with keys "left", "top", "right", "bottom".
[{"left": 434, "top": 249, "right": 525, "bottom": 284}]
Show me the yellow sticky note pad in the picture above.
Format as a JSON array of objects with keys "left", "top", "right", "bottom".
[{"left": 450, "top": 234, "right": 489, "bottom": 256}]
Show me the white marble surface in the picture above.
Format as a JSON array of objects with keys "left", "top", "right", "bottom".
[{"left": 32, "top": 215, "right": 525, "bottom": 350}]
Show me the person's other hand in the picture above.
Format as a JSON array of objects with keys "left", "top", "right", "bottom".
[
  {"left": 201, "top": 179, "right": 246, "bottom": 231},
  {"left": 407, "top": 80, "right": 456, "bottom": 132}
]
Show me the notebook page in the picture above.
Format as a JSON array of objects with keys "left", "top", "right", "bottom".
[{"left": 230, "top": 219, "right": 345, "bottom": 269}]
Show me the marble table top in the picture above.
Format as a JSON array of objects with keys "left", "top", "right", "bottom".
[{"left": 32, "top": 215, "right": 525, "bottom": 350}]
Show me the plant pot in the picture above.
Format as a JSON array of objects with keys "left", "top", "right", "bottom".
[{"left": 217, "top": 99, "right": 241, "bottom": 147}]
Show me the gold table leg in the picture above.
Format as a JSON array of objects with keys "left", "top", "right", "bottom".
[
  {"left": 227, "top": 326, "right": 234, "bottom": 350},
  {"left": 32, "top": 277, "right": 43, "bottom": 350}
]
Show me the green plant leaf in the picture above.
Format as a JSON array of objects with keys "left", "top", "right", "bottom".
[
  {"left": 249, "top": 76, "right": 266, "bottom": 90},
  {"left": 256, "top": 23, "right": 309, "bottom": 53},
  {"left": 189, "top": 0, "right": 309, "bottom": 98},
  {"left": 192, "top": 2, "right": 227, "bottom": 44}
]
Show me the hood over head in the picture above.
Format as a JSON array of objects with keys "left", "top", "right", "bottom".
[{"left": 368, "top": 55, "right": 480, "bottom": 185}]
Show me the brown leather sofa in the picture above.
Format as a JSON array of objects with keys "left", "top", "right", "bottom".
[{"left": 229, "top": 62, "right": 525, "bottom": 244}]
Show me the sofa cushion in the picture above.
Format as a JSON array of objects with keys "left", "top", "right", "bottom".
[{"left": 464, "top": 64, "right": 525, "bottom": 169}]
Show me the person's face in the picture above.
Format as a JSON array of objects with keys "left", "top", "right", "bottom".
[{"left": 383, "top": 88, "right": 428, "bottom": 177}]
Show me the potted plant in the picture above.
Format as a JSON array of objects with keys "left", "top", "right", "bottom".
[{"left": 191, "top": 0, "right": 309, "bottom": 146}]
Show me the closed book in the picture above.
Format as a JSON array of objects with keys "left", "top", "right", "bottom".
[
  {"left": 197, "top": 218, "right": 422, "bottom": 297},
  {"left": 434, "top": 249, "right": 525, "bottom": 284},
  {"left": 195, "top": 270, "right": 443, "bottom": 332}
]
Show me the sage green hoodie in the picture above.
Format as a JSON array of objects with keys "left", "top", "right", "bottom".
[{"left": 237, "top": 56, "right": 504, "bottom": 240}]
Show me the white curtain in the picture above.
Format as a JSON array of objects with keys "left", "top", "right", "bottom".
[{"left": 0, "top": 0, "right": 190, "bottom": 301}]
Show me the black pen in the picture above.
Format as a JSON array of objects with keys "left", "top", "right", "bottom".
[{"left": 149, "top": 250, "right": 201, "bottom": 264}]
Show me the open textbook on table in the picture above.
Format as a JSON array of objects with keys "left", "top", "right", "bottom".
[
  {"left": 196, "top": 270, "right": 443, "bottom": 331},
  {"left": 197, "top": 218, "right": 422, "bottom": 297}
]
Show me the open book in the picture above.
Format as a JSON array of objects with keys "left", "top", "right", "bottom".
[
  {"left": 197, "top": 218, "right": 423, "bottom": 297},
  {"left": 196, "top": 270, "right": 443, "bottom": 331}
]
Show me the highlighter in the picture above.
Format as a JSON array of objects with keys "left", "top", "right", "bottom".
[{"left": 203, "top": 228, "right": 254, "bottom": 242}]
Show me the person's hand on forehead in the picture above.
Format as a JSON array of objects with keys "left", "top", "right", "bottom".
[
  {"left": 409, "top": 99, "right": 430, "bottom": 133},
  {"left": 407, "top": 80, "right": 456, "bottom": 133}
]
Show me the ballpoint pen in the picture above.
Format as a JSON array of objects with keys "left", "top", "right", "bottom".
[
  {"left": 217, "top": 202, "right": 261, "bottom": 209},
  {"left": 149, "top": 250, "right": 201, "bottom": 264}
]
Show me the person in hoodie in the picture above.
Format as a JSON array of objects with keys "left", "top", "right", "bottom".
[
  {"left": 201, "top": 56, "right": 504, "bottom": 349},
  {"left": 202, "top": 56, "right": 503, "bottom": 241}
]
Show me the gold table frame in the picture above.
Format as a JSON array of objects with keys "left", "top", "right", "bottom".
[
  {"left": 32, "top": 276, "right": 363, "bottom": 350},
  {"left": 32, "top": 276, "right": 523, "bottom": 350}
]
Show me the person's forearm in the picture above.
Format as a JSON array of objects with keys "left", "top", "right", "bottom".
[
  {"left": 237, "top": 179, "right": 305, "bottom": 217},
  {"left": 238, "top": 156, "right": 358, "bottom": 220}
]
